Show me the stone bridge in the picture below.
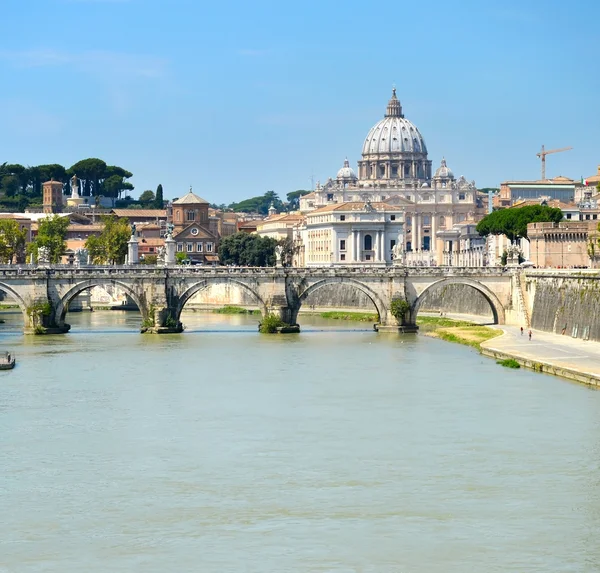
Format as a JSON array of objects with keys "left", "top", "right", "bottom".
[{"left": 0, "top": 265, "right": 527, "bottom": 334}]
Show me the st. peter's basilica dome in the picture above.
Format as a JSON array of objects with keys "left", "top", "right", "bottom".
[{"left": 361, "top": 88, "right": 428, "bottom": 156}]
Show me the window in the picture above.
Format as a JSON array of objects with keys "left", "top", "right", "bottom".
[
  {"left": 327, "top": 193, "right": 334, "bottom": 201},
  {"left": 340, "top": 240, "right": 346, "bottom": 251},
  {"left": 390, "top": 239, "right": 396, "bottom": 250},
  {"left": 391, "top": 165, "right": 398, "bottom": 177},
  {"left": 406, "top": 241, "right": 412, "bottom": 252},
  {"left": 364, "top": 234, "right": 372, "bottom": 250},
  {"left": 175, "top": 211, "right": 181, "bottom": 222},
  {"left": 423, "top": 215, "right": 430, "bottom": 226},
  {"left": 340, "top": 254, "right": 346, "bottom": 261},
  {"left": 197, "top": 243, "right": 203, "bottom": 252},
  {"left": 191, "top": 227, "right": 199, "bottom": 236},
  {"left": 423, "top": 236, "right": 431, "bottom": 251},
  {"left": 439, "top": 215, "right": 446, "bottom": 227},
  {"left": 459, "top": 193, "right": 466, "bottom": 201},
  {"left": 187, "top": 210, "right": 195, "bottom": 221},
  {"left": 177, "top": 243, "right": 183, "bottom": 252},
  {"left": 340, "top": 215, "right": 346, "bottom": 221},
  {"left": 566, "top": 213, "right": 572, "bottom": 219},
  {"left": 406, "top": 216, "right": 412, "bottom": 226},
  {"left": 206, "top": 243, "right": 213, "bottom": 252},
  {"left": 149, "top": 247, "right": 154, "bottom": 253},
  {"left": 186, "top": 243, "right": 193, "bottom": 252},
  {"left": 365, "top": 254, "right": 371, "bottom": 261},
  {"left": 390, "top": 215, "right": 396, "bottom": 221}
]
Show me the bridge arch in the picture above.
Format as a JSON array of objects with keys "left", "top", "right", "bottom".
[
  {"left": 55, "top": 279, "right": 148, "bottom": 327},
  {"left": 297, "top": 277, "right": 387, "bottom": 322},
  {"left": 0, "top": 281, "right": 30, "bottom": 324},
  {"left": 175, "top": 278, "right": 269, "bottom": 321},
  {"left": 412, "top": 278, "right": 505, "bottom": 324}
]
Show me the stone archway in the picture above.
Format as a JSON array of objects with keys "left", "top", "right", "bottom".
[
  {"left": 411, "top": 278, "right": 505, "bottom": 324},
  {"left": 55, "top": 279, "right": 148, "bottom": 328},
  {"left": 175, "top": 278, "right": 269, "bottom": 322},
  {"left": 0, "top": 281, "right": 31, "bottom": 330},
  {"left": 296, "top": 277, "right": 387, "bottom": 324}
]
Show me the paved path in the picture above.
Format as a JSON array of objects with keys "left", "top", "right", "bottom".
[{"left": 482, "top": 325, "right": 600, "bottom": 383}]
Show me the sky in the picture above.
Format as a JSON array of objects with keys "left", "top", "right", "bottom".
[{"left": 1, "top": 0, "right": 599, "bottom": 204}]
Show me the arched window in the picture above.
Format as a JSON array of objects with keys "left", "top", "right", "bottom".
[
  {"left": 439, "top": 215, "right": 446, "bottom": 227},
  {"left": 406, "top": 216, "right": 412, "bottom": 226},
  {"left": 364, "top": 234, "right": 372, "bottom": 250},
  {"left": 423, "top": 215, "right": 430, "bottom": 226}
]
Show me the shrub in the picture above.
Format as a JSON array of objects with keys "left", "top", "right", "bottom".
[
  {"left": 390, "top": 298, "right": 411, "bottom": 324},
  {"left": 259, "top": 314, "right": 286, "bottom": 333},
  {"left": 497, "top": 358, "right": 520, "bottom": 369}
]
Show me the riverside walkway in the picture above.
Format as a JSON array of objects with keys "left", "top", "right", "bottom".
[{"left": 481, "top": 325, "right": 600, "bottom": 387}]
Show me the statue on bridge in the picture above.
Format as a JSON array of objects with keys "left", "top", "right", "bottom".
[{"left": 130, "top": 223, "right": 136, "bottom": 236}]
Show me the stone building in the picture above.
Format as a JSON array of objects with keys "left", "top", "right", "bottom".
[
  {"left": 299, "top": 89, "right": 481, "bottom": 265},
  {"left": 300, "top": 201, "right": 404, "bottom": 267},
  {"left": 528, "top": 221, "right": 595, "bottom": 268},
  {"left": 42, "top": 180, "right": 64, "bottom": 214},
  {"left": 171, "top": 189, "right": 218, "bottom": 264}
]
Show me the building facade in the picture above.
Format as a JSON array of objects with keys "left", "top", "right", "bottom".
[
  {"left": 301, "top": 201, "right": 404, "bottom": 267},
  {"left": 299, "top": 89, "right": 481, "bottom": 264}
]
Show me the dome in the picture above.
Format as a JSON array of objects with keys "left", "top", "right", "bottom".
[
  {"left": 433, "top": 157, "right": 454, "bottom": 180},
  {"left": 361, "top": 88, "right": 428, "bottom": 156},
  {"left": 336, "top": 158, "right": 357, "bottom": 181}
]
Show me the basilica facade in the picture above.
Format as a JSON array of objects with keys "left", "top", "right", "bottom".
[{"left": 299, "top": 89, "right": 483, "bottom": 265}]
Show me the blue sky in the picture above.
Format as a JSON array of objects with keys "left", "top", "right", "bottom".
[{"left": 1, "top": 0, "right": 598, "bottom": 204}]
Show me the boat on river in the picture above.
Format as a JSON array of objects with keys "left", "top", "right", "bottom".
[{"left": 0, "top": 352, "right": 16, "bottom": 370}]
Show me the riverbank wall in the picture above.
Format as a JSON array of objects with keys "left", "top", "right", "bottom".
[{"left": 525, "top": 271, "right": 600, "bottom": 342}]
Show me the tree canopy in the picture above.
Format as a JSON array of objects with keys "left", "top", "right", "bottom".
[
  {"left": 228, "top": 191, "right": 284, "bottom": 215},
  {"left": 218, "top": 232, "right": 277, "bottom": 266},
  {"left": 0, "top": 219, "right": 27, "bottom": 264},
  {"left": 85, "top": 215, "right": 130, "bottom": 265},
  {"left": 154, "top": 184, "right": 164, "bottom": 209},
  {"left": 28, "top": 215, "right": 70, "bottom": 263},
  {"left": 476, "top": 205, "right": 563, "bottom": 242},
  {"left": 138, "top": 190, "right": 155, "bottom": 206},
  {"left": 286, "top": 189, "right": 310, "bottom": 211},
  {"left": 0, "top": 158, "right": 135, "bottom": 211}
]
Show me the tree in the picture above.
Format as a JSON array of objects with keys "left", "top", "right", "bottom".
[
  {"left": 85, "top": 215, "right": 130, "bottom": 265},
  {"left": 29, "top": 215, "right": 70, "bottom": 263},
  {"left": 228, "top": 191, "right": 284, "bottom": 215},
  {"left": 0, "top": 219, "right": 27, "bottom": 263},
  {"left": 68, "top": 158, "right": 107, "bottom": 197},
  {"left": 476, "top": 205, "right": 563, "bottom": 243},
  {"left": 138, "top": 190, "right": 155, "bottom": 206},
  {"left": 286, "top": 189, "right": 310, "bottom": 211},
  {"left": 218, "top": 232, "right": 277, "bottom": 266},
  {"left": 154, "top": 184, "right": 164, "bottom": 209}
]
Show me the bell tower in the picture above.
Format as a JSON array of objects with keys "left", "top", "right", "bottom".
[{"left": 43, "top": 180, "right": 64, "bottom": 214}]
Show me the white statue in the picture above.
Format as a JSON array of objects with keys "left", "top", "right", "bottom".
[
  {"left": 37, "top": 246, "right": 50, "bottom": 265},
  {"left": 74, "top": 248, "right": 88, "bottom": 267},
  {"left": 156, "top": 245, "right": 166, "bottom": 264}
]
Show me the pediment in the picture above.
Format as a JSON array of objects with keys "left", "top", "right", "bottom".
[{"left": 173, "top": 223, "right": 216, "bottom": 240}]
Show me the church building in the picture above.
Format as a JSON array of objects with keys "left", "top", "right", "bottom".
[{"left": 300, "top": 89, "right": 482, "bottom": 265}]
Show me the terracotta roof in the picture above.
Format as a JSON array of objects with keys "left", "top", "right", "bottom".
[
  {"left": 111, "top": 209, "right": 167, "bottom": 218},
  {"left": 173, "top": 191, "right": 209, "bottom": 205},
  {"left": 138, "top": 238, "right": 165, "bottom": 246},
  {"left": 66, "top": 224, "right": 104, "bottom": 232},
  {"left": 301, "top": 192, "right": 316, "bottom": 199},
  {"left": 512, "top": 199, "right": 577, "bottom": 210},
  {"left": 308, "top": 201, "right": 403, "bottom": 214}
]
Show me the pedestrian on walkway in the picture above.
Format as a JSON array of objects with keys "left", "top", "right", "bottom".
[
  {"left": 520, "top": 327, "right": 524, "bottom": 336},
  {"left": 528, "top": 330, "right": 532, "bottom": 341}
]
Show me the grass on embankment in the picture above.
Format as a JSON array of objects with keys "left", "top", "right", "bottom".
[
  {"left": 213, "top": 305, "right": 261, "bottom": 315},
  {"left": 497, "top": 358, "right": 521, "bottom": 369},
  {"left": 418, "top": 316, "right": 502, "bottom": 351},
  {"left": 319, "top": 311, "right": 378, "bottom": 322}
]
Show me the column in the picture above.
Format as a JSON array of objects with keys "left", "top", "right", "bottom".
[
  {"left": 415, "top": 214, "right": 421, "bottom": 251},
  {"left": 431, "top": 213, "right": 437, "bottom": 259}
]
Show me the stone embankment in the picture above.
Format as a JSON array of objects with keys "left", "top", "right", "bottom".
[{"left": 480, "top": 326, "right": 600, "bottom": 387}]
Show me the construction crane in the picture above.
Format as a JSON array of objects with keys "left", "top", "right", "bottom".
[{"left": 536, "top": 145, "right": 573, "bottom": 180}]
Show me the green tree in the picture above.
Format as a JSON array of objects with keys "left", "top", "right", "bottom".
[
  {"left": 139, "top": 190, "right": 155, "bottom": 206},
  {"left": 228, "top": 191, "right": 284, "bottom": 215},
  {"left": 154, "top": 184, "right": 164, "bottom": 209},
  {"left": 29, "top": 215, "right": 70, "bottom": 263},
  {"left": 286, "top": 189, "right": 310, "bottom": 211},
  {"left": 68, "top": 158, "right": 107, "bottom": 197},
  {"left": 85, "top": 215, "right": 131, "bottom": 265},
  {"left": 175, "top": 251, "right": 188, "bottom": 265},
  {"left": 0, "top": 219, "right": 27, "bottom": 263},
  {"left": 218, "top": 232, "right": 277, "bottom": 266},
  {"left": 476, "top": 205, "right": 563, "bottom": 243}
]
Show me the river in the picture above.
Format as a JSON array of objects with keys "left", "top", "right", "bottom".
[{"left": 1, "top": 310, "right": 600, "bottom": 572}]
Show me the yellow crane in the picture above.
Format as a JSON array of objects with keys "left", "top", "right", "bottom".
[{"left": 536, "top": 145, "right": 573, "bottom": 180}]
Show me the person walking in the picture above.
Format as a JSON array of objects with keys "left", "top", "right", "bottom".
[
  {"left": 528, "top": 330, "right": 532, "bottom": 341},
  {"left": 520, "top": 327, "right": 524, "bottom": 336}
]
